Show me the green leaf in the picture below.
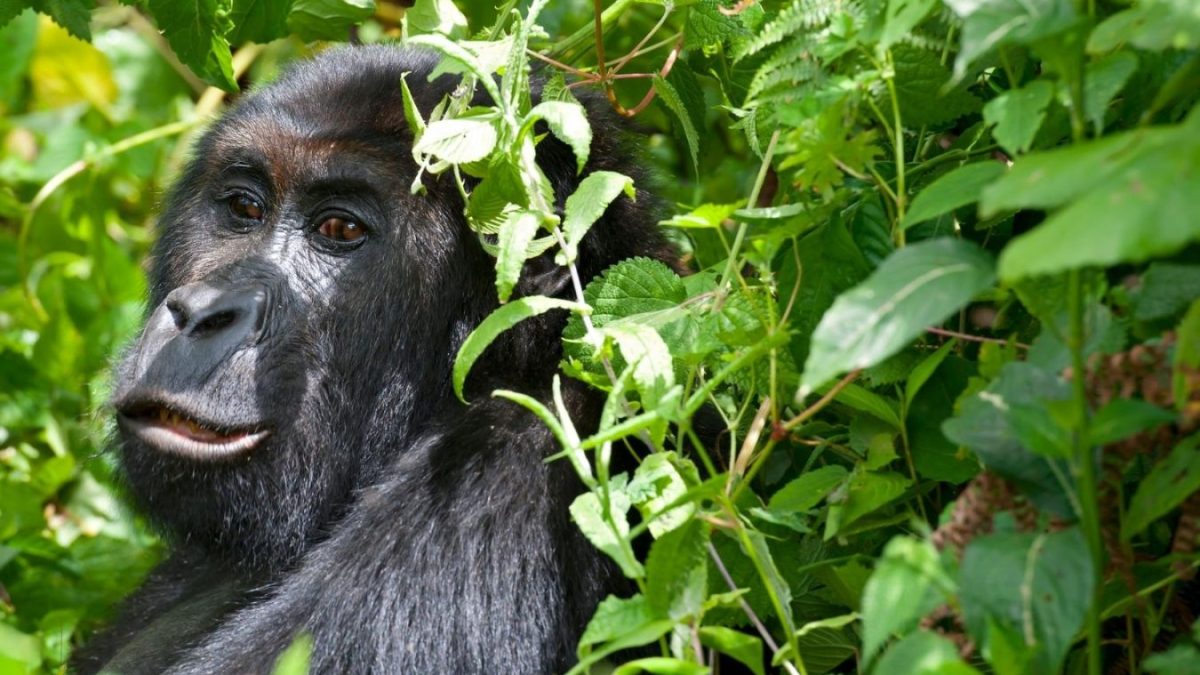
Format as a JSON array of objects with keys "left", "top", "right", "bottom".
[
  {"left": 148, "top": 0, "right": 237, "bottom": 90},
  {"left": 1175, "top": 299, "right": 1200, "bottom": 408},
  {"left": 1088, "top": 0, "right": 1200, "bottom": 52},
  {"left": 1134, "top": 263, "right": 1200, "bottom": 322},
  {"left": 601, "top": 322, "right": 676, "bottom": 411},
  {"left": 959, "top": 528, "right": 1094, "bottom": 675},
  {"left": 403, "top": 0, "right": 467, "bottom": 38},
  {"left": 406, "top": 32, "right": 501, "bottom": 102},
  {"left": 1088, "top": 399, "right": 1176, "bottom": 447},
  {"left": 453, "top": 296, "right": 587, "bottom": 401},
  {"left": 983, "top": 80, "right": 1055, "bottom": 155},
  {"left": 903, "top": 162, "right": 1005, "bottom": 230},
  {"left": 645, "top": 519, "right": 708, "bottom": 619},
  {"left": 494, "top": 209, "right": 541, "bottom": 303},
  {"left": 986, "top": 115, "right": 1200, "bottom": 280},
  {"left": 612, "top": 658, "right": 708, "bottom": 675},
  {"left": 653, "top": 74, "right": 700, "bottom": 176},
  {"left": 905, "top": 340, "right": 955, "bottom": 405},
  {"left": 628, "top": 453, "right": 695, "bottom": 538},
  {"left": 699, "top": 627, "right": 764, "bottom": 675},
  {"left": 524, "top": 100, "right": 591, "bottom": 173},
  {"left": 825, "top": 471, "right": 911, "bottom": 540},
  {"left": 286, "top": 0, "right": 373, "bottom": 41},
  {"left": 229, "top": 0, "right": 294, "bottom": 44},
  {"left": 874, "top": 631, "right": 979, "bottom": 674},
  {"left": 943, "top": 362, "right": 1075, "bottom": 515},
  {"left": 826, "top": 382, "right": 903, "bottom": 430},
  {"left": 271, "top": 633, "right": 313, "bottom": 675},
  {"left": 577, "top": 594, "right": 672, "bottom": 657},
  {"left": 885, "top": 45, "right": 983, "bottom": 127},
  {"left": 945, "top": 0, "right": 1078, "bottom": 78},
  {"left": 861, "top": 536, "right": 953, "bottom": 665},
  {"left": 571, "top": 488, "right": 642, "bottom": 578},
  {"left": 768, "top": 465, "right": 849, "bottom": 513},
  {"left": 881, "top": 0, "right": 937, "bottom": 50},
  {"left": 1083, "top": 52, "right": 1137, "bottom": 134},
  {"left": 0, "top": 623, "right": 42, "bottom": 672},
  {"left": 1123, "top": 434, "right": 1200, "bottom": 540},
  {"left": 800, "top": 238, "right": 996, "bottom": 397},
  {"left": 413, "top": 117, "right": 498, "bottom": 165},
  {"left": 559, "top": 171, "right": 634, "bottom": 264}
]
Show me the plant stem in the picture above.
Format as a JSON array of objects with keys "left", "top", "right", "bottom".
[
  {"left": 717, "top": 130, "right": 780, "bottom": 297},
  {"left": 1068, "top": 269, "right": 1103, "bottom": 675},
  {"left": 883, "top": 49, "right": 907, "bottom": 247}
]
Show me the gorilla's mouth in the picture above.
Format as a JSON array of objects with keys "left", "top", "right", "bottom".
[{"left": 118, "top": 403, "right": 270, "bottom": 460}]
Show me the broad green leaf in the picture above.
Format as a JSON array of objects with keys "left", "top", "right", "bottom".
[
  {"left": 453, "top": 296, "right": 587, "bottom": 401},
  {"left": 524, "top": 100, "right": 591, "bottom": 173},
  {"left": 494, "top": 209, "right": 541, "bottom": 303},
  {"left": 1175, "top": 299, "right": 1200, "bottom": 407},
  {"left": 576, "top": 594, "right": 672, "bottom": 660},
  {"left": 825, "top": 471, "right": 910, "bottom": 539},
  {"left": 986, "top": 115, "right": 1200, "bottom": 280},
  {"left": 661, "top": 201, "right": 741, "bottom": 229},
  {"left": 768, "top": 465, "right": 848, "bottom": 513},
  {"left": 287, "top": 0, "right": 373, "bottom": 41},
  {"left": 406, "top": 32, "right": 501, "bottom": 101},
  {"left": 945, "top": 0, "right": 1077, "bottom": 78},
  {"left": 403, "top": 0, "right": 467, "bottom": 38},
  {"left": 983, "top": 80, "right": 1055, "bottom": 155},
  {"left": 1133, "top": 263, "right": 1200, "bottom": 322},
  {"left": 874, "top": 631, "right": 979, "bottom": 674},
  {"left": 959, "top": 528, "right": 1093, "bottom": 675},
  {"left": 148, "top": 0, "right": 237, "bottom": 91},
  {"left": 902, "top": 163, "right": 1005, "bottom": 230},
  {"left": 826, "top": 382, "right": 903, "bottom": 430},
  {"left": 1087, "top": 399, "right": 1176, "bottom": 447},
  {"left": 1088, "top": 0, "right": 1200, "bottom": 52},
  {"left": 1082, "top": 52, "right": 1137, "bottom": 134},
  {"left": 559, "top": 171, "right": 634, "bottom": 264},
  {"left": 699, "top": 627, "right": 764, "bottom": 675},
  {"left": 271, "top": 633, "right": 313, "bottom": 675},
  {"left": 413, "top": 117, "right": 498, "bottom": 165},
  {"left": 943, "top": 362, "right": 1074, "bottom": 515},
  {"left": 628, "top": 452, "right": 695, "bottom": 538},
  {"left": 884, "top": 45, "right": 982, "bottom": 127},
  {"left": 229, "top": 0, "right": 294, "bottom": 44},
  {"left": 653, "top": 74, "right": 700, "bottom": 176},
  {"left": 881, "top": 0, "right": 936, "bottom": 50},
  {"left": 645, "top": 519, "right": 708, "bottom": 619},
  {"left": 601, "top": 322, "right": 675, "bottom": 411},
  {"left": 1123, "top": 434, "right": 1200, "bottom": 540},
  {"left": 25, "top": 0, "right": 92, "bottom": 40},
  {"left": 861, "top": 536, "right": 953, "bottom": 665},
  {"left": 800, "top": 238, "right": 995, "bottom": 397},
  {"left": 0, "top": 623, "right": 41, "bottom": 671},
  {"left": 570, "top": 488, "right": 642, "bottom": 578}
]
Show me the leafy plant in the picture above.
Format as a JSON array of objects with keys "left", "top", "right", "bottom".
[{"left": 2, "top": 0, "right": 1199, "bottom": 673}]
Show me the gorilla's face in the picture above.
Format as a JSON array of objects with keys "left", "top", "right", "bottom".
[{"left": 111, "top": 49, "right": 489, "bottom": 570}]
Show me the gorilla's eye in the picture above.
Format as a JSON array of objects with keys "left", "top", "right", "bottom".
[
  {"left": 229, "top": 194, "right": 265, "bottom": 221},
  {"left": 317, "top": 217, "right": 365, "bottom": 244}
]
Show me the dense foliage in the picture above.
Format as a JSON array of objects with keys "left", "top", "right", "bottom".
[{"left": 1, "top": 0, "right": 1199, "bottom": 673}]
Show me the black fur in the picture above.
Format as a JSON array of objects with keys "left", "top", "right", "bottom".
[{"left": 74, "top": 46, "right": 669, "bottom": 674}]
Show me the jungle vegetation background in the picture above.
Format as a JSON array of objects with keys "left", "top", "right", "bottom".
[{"left": 1, "top": 0, "right": 1199, "bottom": 673}]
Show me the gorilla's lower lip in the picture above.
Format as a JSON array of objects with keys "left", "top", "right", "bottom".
[{"left": 119, "top": 406, "right": 269, "bottom": 460}]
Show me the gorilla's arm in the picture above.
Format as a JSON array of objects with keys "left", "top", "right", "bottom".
[{"left": 163, "top": 399, "right": 615, "bottom": 674}]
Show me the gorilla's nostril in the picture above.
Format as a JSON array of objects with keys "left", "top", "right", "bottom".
[
  {"left": 166, "top": 299, "right": 189, "bottom": 331},
  {"left": 192, "top": 309, "right": 239, "bottom": 336}
]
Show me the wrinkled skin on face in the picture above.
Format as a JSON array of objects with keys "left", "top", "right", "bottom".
[{"left": 81, "top": 47, "right": 672, "bottom": 674}]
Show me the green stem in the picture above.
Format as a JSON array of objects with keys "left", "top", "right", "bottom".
[
  {"left": 883, "top": 50, "right": 907, "bottom": 247},
  {"left": 1068, "top": 269, "right": 1103, "bottom": 675},
  {"left": 546, "top": 0, "right": 637, "bottom": 59},
  {"left": 717, "top": 129, "right": 780, "bottom": 295}
]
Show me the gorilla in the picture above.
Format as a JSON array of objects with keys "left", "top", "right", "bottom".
[{"left": 74, "top": 46, "right": 671, "bottom": 674}]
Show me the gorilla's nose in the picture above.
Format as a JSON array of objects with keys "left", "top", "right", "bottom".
[{"left": 164, "top": 282, "right": 267, "bottom": 344}]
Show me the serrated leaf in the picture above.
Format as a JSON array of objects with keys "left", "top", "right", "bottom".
[
  {"left": 525, "top": 100, "right": 591, "bottom": 173},
  {"left": 413, "top": 117, "right": 498, "bottom": 165},
  {"left": 768, "top": 465, "right": 848, "bottom": 513},
  {"left": 653, "top": 74, "right": 699, "bottom": 176},
  {"left": 577, "top": 594, "right": 672, "bottom": 658},
  {"left": 229, "top": 0, "right": 294, "bottom": 44},
  {"left": 959, "top": 528, "right": 1093, "bottom": 675},
  {"left": 571, "top": 487, "right": 642, "bottom": 579},
  {"left": 991, "top": 114, "right": 1200, "bottom": 281},
  {"left": 884, "top": 45, "right": 983, "bottom": 127},
  {"left": 628, "top": 453, "right": 695, "bottom": 538},
  {"left": 601, "top": 322, "right": 675, "bottom": 410},
  {"left": 494, "top": 209, "right": 541, "bottom": 303},
  {"left": 453, "top": 296, "right": 587, "bottom": 401},
  {"left": 1123, "top": 434, "right": 1200, "bottom": 540},
  {"left": 903, "top": 162, "right": 1005, "bottom": 230},
  {"left": 824, "top": 471, "right": 910, "bottom": 540},
  {"left": 983, "top": 80, "right": 1055, "bottom": 155},
  {"left": 1134, "top": 264, "right": 1200, "bottom": 322},
  {"left": 287, "top": 0, "right": 373, "bottom": 41},
  {"left": 699, "top": 627, "right": 764, "bottom": 675},
  {"left": 563, "top": 258, "right": 687, "bottom": 363},
  {"left": 559, "top": 171, "right": 634, "bottom": 264},
  {"left": 685, "top": 0, "right": 744, "bottom": 50},
  {"left": 406, "top": 32, "right": 501, "bottom": 101},
  {"left": 148, "top": 0, "right": 237, "bottom": 90},
  {"left": 800, "top": 238, "right": 995, "bottom": 397}
]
